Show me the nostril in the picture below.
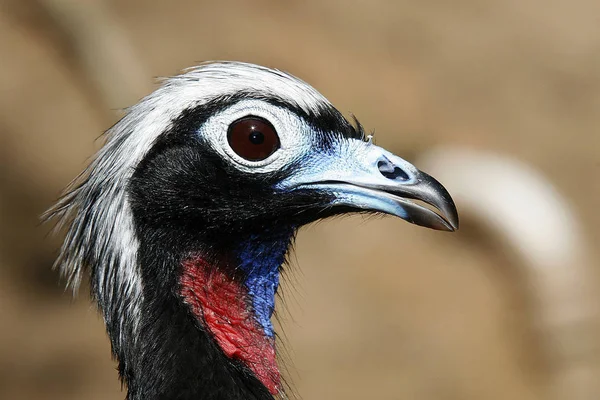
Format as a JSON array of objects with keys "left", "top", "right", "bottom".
[{"left": 377, "top": 158, "right": 409, "bottom": 181}]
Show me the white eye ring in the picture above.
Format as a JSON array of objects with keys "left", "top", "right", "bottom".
[{"left": 198, "top": 99, "right": 313, "bottom": 174}]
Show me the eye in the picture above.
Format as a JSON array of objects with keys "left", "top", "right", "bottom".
[{"left": 227, "top": 116, "right": 280, "bottom": 162}]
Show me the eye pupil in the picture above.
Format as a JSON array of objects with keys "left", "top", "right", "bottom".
[
  {"left": 249, "top": 131, "right": 264, "bottom": 145},
  {"left": 227, "top": 117, "right": 280, "bottom": 161}
]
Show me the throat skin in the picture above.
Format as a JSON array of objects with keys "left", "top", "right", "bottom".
[
  {"left": 123, "top": 228, "right": 294, "bottom": 400},
  {"left": 180, "top": 257, "right": 280, "bottom": 394},
  {"left": 180, "top": 230, "right": 294, "bottom": 396}
]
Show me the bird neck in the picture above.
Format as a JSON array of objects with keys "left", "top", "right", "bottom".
[{"left": 123, "top": 227, "right": 293, "bottom": 400}]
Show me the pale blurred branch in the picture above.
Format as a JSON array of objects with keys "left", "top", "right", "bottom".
[
  {"left": 37, "top": 0, "right": 150, "bottom": 111},
  {"left": 418, "top": 147, "right": 600, "bottom": 400}
]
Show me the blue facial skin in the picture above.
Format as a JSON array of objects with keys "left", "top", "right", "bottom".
[{"left": 237, "top": 230, "right": 294, "bottom": 338}]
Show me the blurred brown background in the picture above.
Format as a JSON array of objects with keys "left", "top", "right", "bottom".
[{"left": 1, "top": 0, "right": 599, "bottom": 399}]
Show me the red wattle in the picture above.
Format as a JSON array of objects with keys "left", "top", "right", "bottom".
[{"left": 180, "top": 257, "right": 280, "bottom": 395}]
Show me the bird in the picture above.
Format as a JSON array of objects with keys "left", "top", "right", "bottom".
[{"left": 46, "top": 61, "right": 459, "bottom": 400}]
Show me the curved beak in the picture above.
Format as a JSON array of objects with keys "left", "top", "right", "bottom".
[{"left": 280, "top": 142, "right": 459, "bottom": 232}]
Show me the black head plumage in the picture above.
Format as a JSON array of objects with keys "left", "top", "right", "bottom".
[{"left": 46, "top": 61, "right": 458, "bottom": 399}]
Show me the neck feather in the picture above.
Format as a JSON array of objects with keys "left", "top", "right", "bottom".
[
  {"left": 116, "top": 230, "right": 294, "bottom": 400},
  {"left": 120, "top": 228, "right": 293, "bottom": 398}
]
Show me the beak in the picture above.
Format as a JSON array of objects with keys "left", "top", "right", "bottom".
[{"left": 281, "top": 142, "right": 459, "bottom": 232}]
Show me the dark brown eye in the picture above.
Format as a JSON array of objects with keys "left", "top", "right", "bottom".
[{"left": 227, "top": 117, "right": 280, "bottom": 161}]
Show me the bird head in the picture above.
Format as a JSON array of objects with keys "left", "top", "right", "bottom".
[{"left": 48, "top": 62, "right": 458, "bottom": 399}]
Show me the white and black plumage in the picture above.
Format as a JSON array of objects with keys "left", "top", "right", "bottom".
[{"left": 47, "top": 61, "right": 458, "bottom": 400}]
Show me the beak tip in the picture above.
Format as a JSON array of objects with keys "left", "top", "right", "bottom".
[
  {"left": 447, "top": 220, "right": 459, "bottom": 232},
  {"left": 442, "top": 202, "right": 460, "bottom": 232},
  {"left": 436, "top": 216, "right": 459, "bottom": 232}
]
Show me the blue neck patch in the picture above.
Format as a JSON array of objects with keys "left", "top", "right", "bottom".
[{"left": 237, "top": 230, "right": 293, "bottom": 337}]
